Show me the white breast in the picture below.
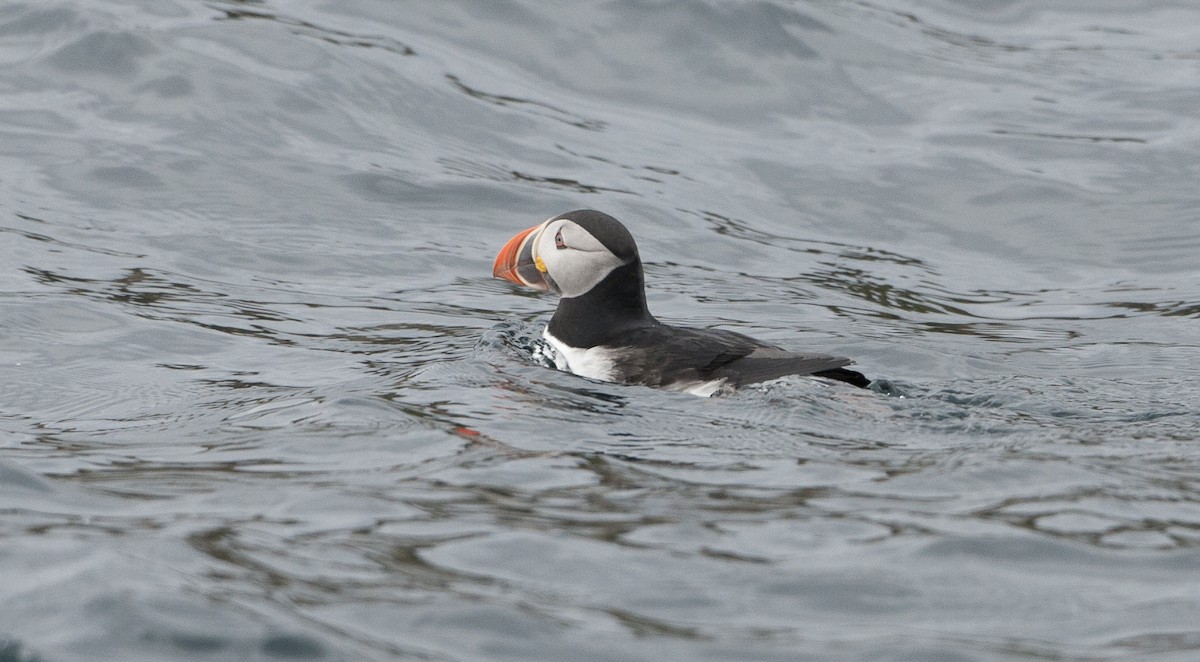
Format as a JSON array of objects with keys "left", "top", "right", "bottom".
[
  {"left": 669, "top": 379, "right": 728, "bottom": 397},
  {"left": 541, "top": 329, "right": 729, "bottom": 397},
  {"left": 542, "top": 329, "right": 619, "bottom": 382}
]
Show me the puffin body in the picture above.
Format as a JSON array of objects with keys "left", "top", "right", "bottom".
[{"left": 493, "top": 210, "right": 869, "bottom": 395}]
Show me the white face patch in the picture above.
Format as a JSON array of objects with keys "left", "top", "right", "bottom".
[{"left": 532, "top": 219, "right": 625, "bottom": 299}]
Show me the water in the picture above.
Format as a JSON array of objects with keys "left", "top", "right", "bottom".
[{"left": 2, "top": 0, "right": 1199, "bottom": 660}]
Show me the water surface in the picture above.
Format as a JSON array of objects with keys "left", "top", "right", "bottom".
[{"left": 2, "top": 1, "right": 1199, "bottom": 660}]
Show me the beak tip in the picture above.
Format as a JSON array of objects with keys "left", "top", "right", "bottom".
[{"left": 492, "top": 223, "right": 554, "bottom": 291}]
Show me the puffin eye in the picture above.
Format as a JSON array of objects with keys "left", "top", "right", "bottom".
[{"left": 554, "top": 229, "right": 567, "bottom": 250}]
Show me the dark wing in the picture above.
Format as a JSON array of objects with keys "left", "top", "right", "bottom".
[
  {"left": 708, "top": 344, "right": 855, "bottom": 387},
  {"left": 604, "top": 324, "right": 865, "bottom": 388}
]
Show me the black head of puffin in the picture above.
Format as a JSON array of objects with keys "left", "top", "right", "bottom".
[{"left": 492, "top": 210, "right": 635, "bottom": 298}]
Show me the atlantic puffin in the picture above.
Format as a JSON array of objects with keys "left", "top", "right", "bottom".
[{"left": 492, "top": 210, "right": 870, "bottom": 396}]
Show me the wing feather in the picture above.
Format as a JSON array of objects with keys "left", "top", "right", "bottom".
[{"left": 602, "top": 324, "right": 865, "bottom": 389}]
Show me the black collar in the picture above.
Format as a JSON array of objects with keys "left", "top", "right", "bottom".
[{"left": 547, "top": 260, "right": 658, "bottom": 348}]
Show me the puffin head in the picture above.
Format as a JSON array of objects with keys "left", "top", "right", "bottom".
[{"left": 493, "top": 210, "right": 639, "bottom": 298}]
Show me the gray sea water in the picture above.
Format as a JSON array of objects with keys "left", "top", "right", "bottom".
[{"left": 2, "top": 1, "right": 1199, "bottom": 660}]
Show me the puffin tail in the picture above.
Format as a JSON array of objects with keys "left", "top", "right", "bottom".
[{"left": 813, "top": 367, "right": 871, "bottom": 389}]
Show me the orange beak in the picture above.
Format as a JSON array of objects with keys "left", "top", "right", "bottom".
[{"left": 492, "top": 223, "right": 552, "bottom": 291}]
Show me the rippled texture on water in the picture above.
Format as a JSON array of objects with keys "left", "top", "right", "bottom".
[{"left": 2, "top": 1, "right": 1199, "bottom": 660}]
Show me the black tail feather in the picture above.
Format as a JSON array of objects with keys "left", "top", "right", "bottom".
[{"left": 813, "top": 367, "right": 871, "bottom": 389}]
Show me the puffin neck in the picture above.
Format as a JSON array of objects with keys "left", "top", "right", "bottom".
[{"left": 547, "top": 260, "right": 657, "bottom": 348}]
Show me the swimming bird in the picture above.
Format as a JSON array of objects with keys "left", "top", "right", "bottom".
[{"left": 492, "top": 210, "right": 870, "bottom": 396}]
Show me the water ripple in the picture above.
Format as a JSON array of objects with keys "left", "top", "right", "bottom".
[{"left": 5, "top": 0, "right": 1200, "bottom": 660}]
